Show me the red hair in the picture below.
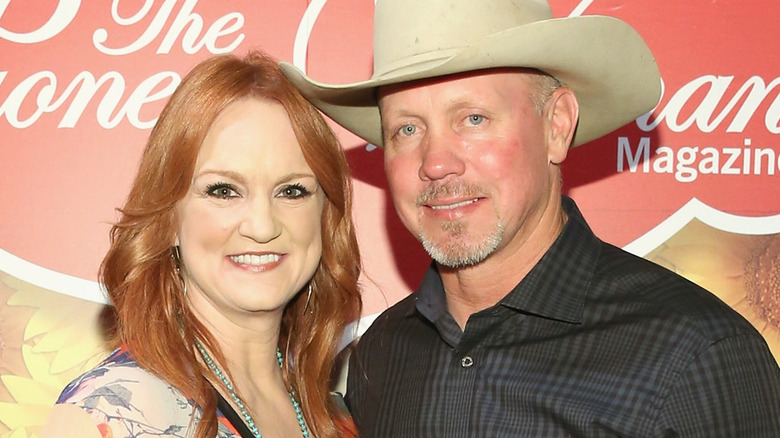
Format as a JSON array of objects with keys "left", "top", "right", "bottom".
[{"left": 101, "top": 51, "right": 361, "bottom": 438}]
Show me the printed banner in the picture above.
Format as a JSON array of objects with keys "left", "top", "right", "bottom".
[{"left": 0, "top": 1, "right": 778, "bottom": 436}]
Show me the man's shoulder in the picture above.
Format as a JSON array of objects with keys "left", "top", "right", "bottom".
[
  {"left": 354, "top": 293, "right": 420, "bottom": 352},
  {"left": 380, "top": 292, "right": 419, "bottom": 317},
  {"left": 363, "top": 292, "right": 418, "bottom": 332},
  {"left": 594, "top": 243, "right": 758, "bottom": 342}
]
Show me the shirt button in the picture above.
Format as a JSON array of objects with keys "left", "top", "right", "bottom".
[{"left": 461, "top": 356, "right": 474, "bottom": 368}]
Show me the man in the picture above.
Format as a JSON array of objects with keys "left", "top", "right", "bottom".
[{"left": 281, "top": 0, "right": 780, "bottom": 436}]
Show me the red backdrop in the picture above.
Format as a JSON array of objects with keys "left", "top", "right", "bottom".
[{"left": 1, "top": 1, "right": 778, "bottom": 435}]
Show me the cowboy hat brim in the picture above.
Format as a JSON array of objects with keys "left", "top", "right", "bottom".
[{"left": 281, "top": 15, "right": 661, "bottom": 148}]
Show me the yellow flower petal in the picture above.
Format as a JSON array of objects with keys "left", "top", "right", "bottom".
[
  {"left": 21, "top": 346, "right": 59, "bottom": 387},
  {"left": 0, "top": 376, "right": 59, "bottom": 406},
  {"left": 0, "top": 402, "right": 50, "bottom": 430},
  {"left": 8, "top": 427, "right": 33, "bottom": 438}
]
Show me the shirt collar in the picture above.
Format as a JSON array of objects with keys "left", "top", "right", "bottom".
[
  {"left": 411, "top": 196, "right": 600, "bottom": 324},
  {"left": 411, "top": 262, "right": 448, "bottom": 321}
]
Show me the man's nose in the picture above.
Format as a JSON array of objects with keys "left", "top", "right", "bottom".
[{"left": 418, "top": 129, "right": 466, "bottom": 181}]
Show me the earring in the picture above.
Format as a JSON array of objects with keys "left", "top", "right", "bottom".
[
  {"left": 303, "top": 284, "right": 313, "bottom": 314},
  {"left": 171, "top": 245, "right": 182, "bottom": 268},
  {"left": 171, "top": 245, "right": 187, "bottom": 296}
]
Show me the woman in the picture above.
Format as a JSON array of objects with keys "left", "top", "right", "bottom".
[{"left": 42, "top": 51, "right": 362, "bottom": 438}]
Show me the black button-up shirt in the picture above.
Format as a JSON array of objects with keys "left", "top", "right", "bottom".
[{"left": 346, "top": 197, "right": 780, "bottom": 437}]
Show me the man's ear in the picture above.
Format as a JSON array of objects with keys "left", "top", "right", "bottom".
[{"left": 545, "top": 87, "right": 579, "bottom": 165}]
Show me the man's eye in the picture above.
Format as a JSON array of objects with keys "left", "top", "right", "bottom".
[
  {"left": 206, "top": 183, "right": 239, "bottom": 199},
  {"left": 399, "top": 124, "right": 416, "bottom": 136},
  {"left": 278, "top": 183, "right": 311, "bottom": 199},
  {"left": 467, "top": 114, "right": 485, "bottom": 125}
]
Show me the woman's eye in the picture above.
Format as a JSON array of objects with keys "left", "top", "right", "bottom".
[
  {"left": 206, "top": 183, "right": 239, "bottom": 199},
  {"left": 467, "top": 114, "right": 485, "bottom": 125},
  {"left": 278, "top": 183, "right": 311, "bottom": 199}
]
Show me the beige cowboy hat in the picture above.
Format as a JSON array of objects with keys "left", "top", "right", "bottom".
[{"left": 280, "top": 0, "right": 661, "bottom": 148}]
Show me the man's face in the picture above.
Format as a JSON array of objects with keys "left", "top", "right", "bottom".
[{"left": 379, "top": 70, "right": 567, "bottom": 268}]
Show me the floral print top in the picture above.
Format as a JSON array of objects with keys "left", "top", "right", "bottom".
[{"left": 56, "top": 347, "right": 239, "bottom": 438}]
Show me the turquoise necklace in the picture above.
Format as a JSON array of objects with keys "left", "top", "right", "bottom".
[{"left": 196, "top": 342, "right": 310, "bottom": 438}]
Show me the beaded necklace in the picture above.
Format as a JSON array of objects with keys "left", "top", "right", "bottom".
[{"left": 196, "top": 342, "right": 310, "bottom": 438}]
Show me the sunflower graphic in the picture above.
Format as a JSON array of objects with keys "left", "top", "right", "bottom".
[
  {"left": 645, "top": 219, "right": 780, "bottom": 362},
  {"left": 0, "top": 271, "right": 112, "bottom": 438}
]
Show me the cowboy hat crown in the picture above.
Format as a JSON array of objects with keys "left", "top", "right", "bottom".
[{"left": 281, "top": 0, "right": 661, "bottom": 148}]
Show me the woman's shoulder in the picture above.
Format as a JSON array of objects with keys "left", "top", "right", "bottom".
[
  {"left": 57, "top": 347, "right": 172, "bottom": 405},
  {"left": 51, "top": 347, "right": 207, "bottom": 438},
  {"left": 57, "top": 348, "right": 138, "bottom": 401}
]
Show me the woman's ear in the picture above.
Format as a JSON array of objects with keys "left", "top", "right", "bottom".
[{"left": 545, "top": 87, "right": 579, "bottom": 165}]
